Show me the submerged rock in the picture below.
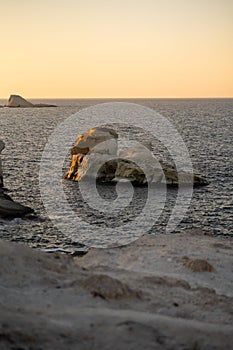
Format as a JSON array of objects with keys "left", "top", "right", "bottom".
[
  {"left": 7, "top": 95, "right": 57, "bottom": 108},
  {"left": 0, "top": 140, "right": 34, "bottom": 218},
  {"left": 65, "top": 127, "right": 209, "bottom": 187}
]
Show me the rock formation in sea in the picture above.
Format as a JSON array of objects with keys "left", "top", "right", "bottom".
[
  {"left": 65, "top": 127, "right": 209, "bottom": 186},
  {"left": 65, "top": 127, "right": 119, "bottom": 182},
  {"left": 0, "top": 140, "right": 34, "bottom": 218},
  {"left": 7, "top": 95, "right": 34, "bottom": 107},
  {"left": 7, "top": 95, "right": 57, "bottom": 108}
]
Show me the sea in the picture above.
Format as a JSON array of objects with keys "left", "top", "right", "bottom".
[{"left": 0, "top": 98, "right": 232, "bottom": 251}]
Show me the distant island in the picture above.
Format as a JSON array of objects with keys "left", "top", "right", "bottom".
[{"left": 5, "top": 94, "right": 57, "bottom": 108}]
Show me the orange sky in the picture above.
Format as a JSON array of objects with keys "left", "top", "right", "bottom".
[{"left": 0, "top": 0, "right": 232, "bottom": 98}]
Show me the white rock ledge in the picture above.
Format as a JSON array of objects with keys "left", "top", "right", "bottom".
[
  {"left": 0, "top": 230, "right": 232, "bottom": 349},
  {"left": 6, "top": 94, "right": 57, "bottom": 108}
]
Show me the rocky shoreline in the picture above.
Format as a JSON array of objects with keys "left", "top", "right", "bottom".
[{"left": 0, "top": 230, "right": 232, "bottom": 349}]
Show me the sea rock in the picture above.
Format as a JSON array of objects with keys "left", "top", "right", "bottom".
[
  {"left": 162, "top": 167, "right": 209, "bottom": 186},
  {"left": 65, "top": 127, "right": 209, "bottom": 186},
  {"left": 75, "top": 154, "right": 118, "bottom": 182},
  {"left": 114, "top": 144, "right": 163, "bottom": 185},
  {"left": 0, "top": 190, "right": 34, "bottom": 218},
  {"left": 0, "top": 140, "right": 34, "bottom": 218},
  {"left": 71, "top": 127, "right": 118, "bottom": 156},
  {"left": 7, "top": 95, "right": 57, "bottom": 108},
  {"left": 65, "top": 127, "right": 118, "bottom": 181},
  {"left": 7, "top": 94, "right": 34, "bottom": 107}
]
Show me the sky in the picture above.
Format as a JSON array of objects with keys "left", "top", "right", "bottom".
[{"left": 0, "top": 0, "right": 232, "bottom": 98}]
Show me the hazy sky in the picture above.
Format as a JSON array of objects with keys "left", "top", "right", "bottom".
[{"left": 0, "top": 0, "right": 232, "bottom": 98}]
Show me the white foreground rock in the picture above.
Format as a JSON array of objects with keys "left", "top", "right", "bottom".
[{"left": 0, "top": 230, "right": 232, "bottom": 349}]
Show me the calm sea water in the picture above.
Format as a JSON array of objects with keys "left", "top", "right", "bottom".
[{"left": 0, "top": 98, "right": 232, "bottom": 250}]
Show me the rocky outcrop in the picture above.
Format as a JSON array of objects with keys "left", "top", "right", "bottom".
[
  {"left": 65, "top": 127, "right": 209, "bottom": 187},
  {"left": 0, "top": 231, "right": 232, "bottom": 350},
  {"left": 0, "top": 190, "right": 34, "bottom": 218},
  {"left": 114, "top": 145, "right": 163, "bottom": 185},
  {"left": 0, "top": 140, "right": 33, "bottom": 218},
  {"left": 7, "top": 95, "right": 34, "bottom": 107},
  {"left": 65, "top": 127, "right": 118, "bottom": 182},
  {"left": 162, "top": 166, "right": 209, "bottom": 186},
  {"left": 7, "top": 95, "right": 57, "bottom": 108}
]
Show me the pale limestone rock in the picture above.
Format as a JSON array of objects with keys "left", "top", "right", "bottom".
[
  {"left": 7, "top": 94, "right": 33, "bottom": 107},
  {"left": 76, "top": 154, "right": 117, "bottom": 182},
  {"left": 7, "top": 95, "right": 57, "bottom": 108},
  {"left": 114, "top": 144, "right": 163, "bottom": 185},
  {"left": 65, "top": 127, "right": 209, "bottom": 186},
  {"left": 0, "top": 234, "right": 233, "bottom": 349},
  {"left": 65, "top": 127, "right": 118, "bottom": 181},
  {"left": 162, "top": 167, "right": 209, "bottom": 186},
  {"left": 71, "top": 127, "right": 118, "bottom": 156}
]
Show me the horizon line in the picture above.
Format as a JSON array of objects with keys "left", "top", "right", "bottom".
[{"left": 1, "top": 96, "right": 233, "bottom": 100}]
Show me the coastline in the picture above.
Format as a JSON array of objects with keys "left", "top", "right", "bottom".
[{"left": 0, "top": 230, "right": 232, "bottom": 349}]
